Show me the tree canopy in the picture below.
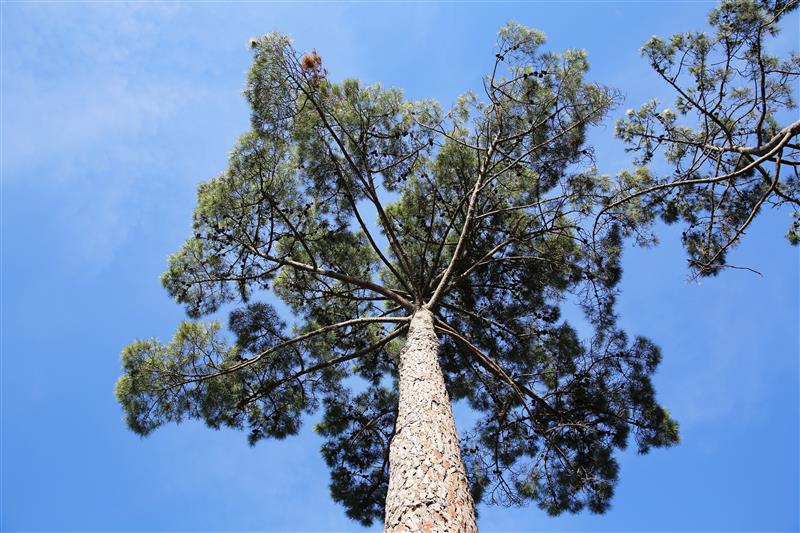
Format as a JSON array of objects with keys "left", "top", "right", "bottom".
[
  {"left": 109, "top": 3, "right": 796, "bottom": 525},
  {"left": 605, "top": 0, "right": 799, "bottom": 276}
]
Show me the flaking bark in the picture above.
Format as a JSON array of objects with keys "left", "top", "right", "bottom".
[{"left": 384, "top": 308, "right": 478, "bottom": 532}]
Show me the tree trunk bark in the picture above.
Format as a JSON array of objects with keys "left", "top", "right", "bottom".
[{"left": 384, "top": 308, "right": 478, "bottom": 532}]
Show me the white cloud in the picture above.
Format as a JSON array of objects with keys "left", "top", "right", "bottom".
[
  {"left": 2, "top": 3, "right": 203, "bottom": 269},
  {"left": 5, "top": 73, "right": 185, "bottom": 177}
]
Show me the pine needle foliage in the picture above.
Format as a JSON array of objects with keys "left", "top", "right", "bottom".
[
  {"left": 605, "top": 0, "right": 799, "bottom": 276},
  {"left": 117, "top": 23, "right": 679, "bottom": 525}
]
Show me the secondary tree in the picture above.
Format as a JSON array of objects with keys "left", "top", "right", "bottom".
[
  {"left": 605, "top": 0, "right": 799, "bottom": 276},
  {"left": 116, "top": 23, "right": 679, "bottom": 531}
]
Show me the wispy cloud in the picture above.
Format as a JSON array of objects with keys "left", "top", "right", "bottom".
[
  {"left": 3, "top": 3, "right": 202, "bottom": 269},
  {"left": 5, "top": 73, "right": 186, "bottom": 177}
]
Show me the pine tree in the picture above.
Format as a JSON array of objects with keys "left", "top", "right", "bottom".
[
  {"left": 116, "top": 23, "right": 679, "bottom": 531},
  {"left": 606, "top": 0, "right": 799, "bottom": 276}
]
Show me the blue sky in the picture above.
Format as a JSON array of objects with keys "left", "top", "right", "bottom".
[{"left": 2, "top": 1, "right": 798, "bottom": 531}]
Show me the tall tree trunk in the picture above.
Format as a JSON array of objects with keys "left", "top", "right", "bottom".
[{"left": 384, "top": 308, "right": 478, "bottom": 532}]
